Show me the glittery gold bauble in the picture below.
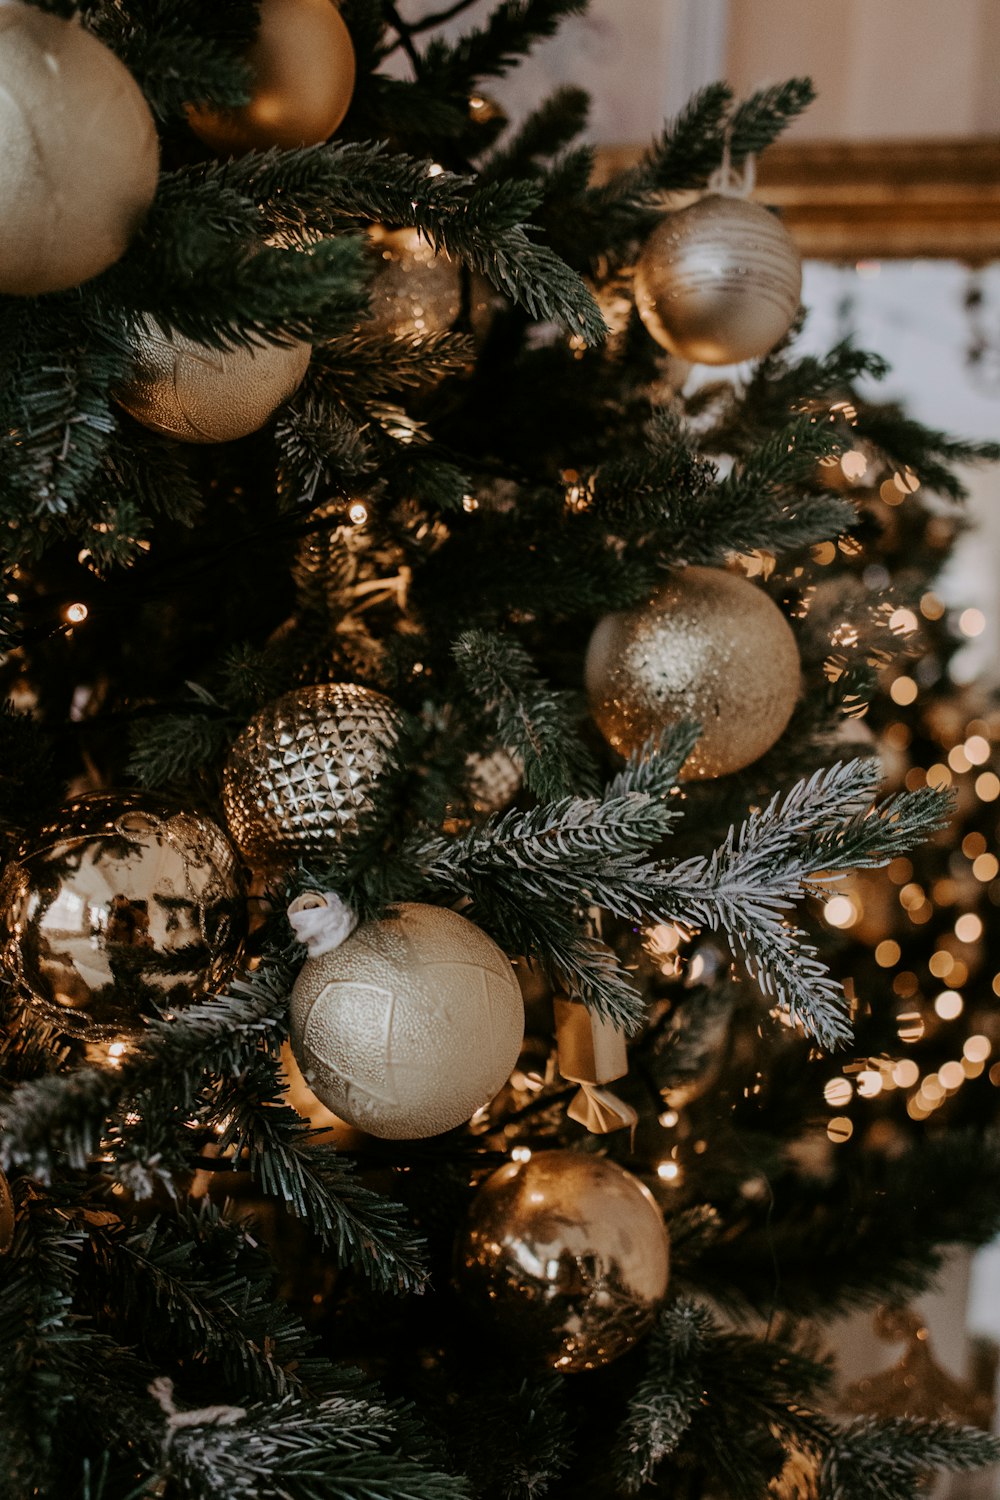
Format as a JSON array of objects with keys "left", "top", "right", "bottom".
[
  {"left": 0, "top": 4, "right": 159, "bottom": 295},
  {"left": 635, "top": 195, "right": 802, "bottom": 365},
  {"left": 0, "top": 1170, "right": 13, "bottom": 1255},
  {"left": 0, "top": 792, "right": 245, "bottom": 1039},
  {"left": 289, "top": 903, "right": 524, "bottom": 1139},
  {"left": 186, "top": 0, "right": 355, "bottom": 154},
  {"left": 114, "top": 318, "right": 310, "bottom": 444},
  {"left": 222, "top": 683, "right": 404, "bottom": 864},
  {"left": 456, "top": 1151, "right": 670, "bottom": 1371},
  {"left": 367, "top": 226, "right": 461, "bottom": 340},
  {"left": 585, "top": 566, "right": 800, "bottom": 777}
]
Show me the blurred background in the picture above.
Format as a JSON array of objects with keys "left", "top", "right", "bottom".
[{"left": 393, "top": 0, "right": 1000, "bottom": 1486}]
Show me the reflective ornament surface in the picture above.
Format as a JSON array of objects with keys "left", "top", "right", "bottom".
[
  {"left": 0, "top": 3, "right": 159, "bottom": 295},
  {"left": 222, "top": 683, "right": 403, "bottom": 863},
  {"left": 0, "top": 792, "right": 245, "bottom": 1039},
  {"left": 289, "top": 903, "right": 524, "bottom": 1139},
  {"left": 367, "top": 227, "right": 461, "bottom": 340},
  {"left": 187, "top": 0, "right": 355, "bottom": 153},
  {"left": 114, "top": 317, "right": 311, "bottom": 444},
  {"left": 585, "top": 565, "right": 800, "bottom": 777},
  {"left": 456, "top": 1150, "right": 670, "bottom": 1371},
  {"left": 635, "top": 194, "right": 801, "bottom": 365},
  {"left": 0, "top": 1170, "right": 13, "bottom": 1254}
]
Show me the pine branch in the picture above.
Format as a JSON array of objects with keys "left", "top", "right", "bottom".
[
  {"left": 420, "top": 0, "right": 587, "bottom": 92},
  {"left": 452, "top": 628, "right": 600, "bottom": 799},
  {"left": 605, "top": 722, "right": 701, "bottom": 804},
  {"left": 480, "top": 85, "right": 591, "bottom": 180},
  {"left": 821, "top": 1417, "right": 1000, "bottom": 1500}
]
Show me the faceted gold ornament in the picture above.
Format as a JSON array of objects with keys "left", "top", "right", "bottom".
[
  {"left": 456, "top": 1150, "right": 670, "bottom": 1371},
  {"left": 222, "top": 683, "right": 404, "bottom": 864},
  {"left": 635, "top": 194, "right": 802, "bottom": 365},
  {"left": 186, "top": 0, "right": 356, "bottom": 154},
  {"left": 289, "top": 902, "right": 524, "bottom": 1139},
  {"left": 366, "top": 226, "right": 461, "bottom": 341},
  {"left": 0, "top": 3, "right": 159, "bottom": 295},
  {"left": 0, "top": 792, "right": 245, "bottom": 1039},
  {"left": 585, "top": 565, "right": 800, "bottom": 778},
  {"left": 114, "top": 317, "right": 311, "bottom": 444}
]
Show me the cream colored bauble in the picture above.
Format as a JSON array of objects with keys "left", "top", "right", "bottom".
[
  {"left": 585, "top": 566, "right": 801, "bottom": 778},
  {"left": 186, "top": 0, "right": 356, "bottom": 154},
  {"left": 634, "top": 194, "right": 801, "bottom": 365},
  {"left": 289, "top": 903, "right": 524, "bottom": 1139},
  {"left": 114, "top": 318, "right": 310, "bottom": 443},
  {"left": 0, "top": 4, "right": 159, "bottom": 295}
]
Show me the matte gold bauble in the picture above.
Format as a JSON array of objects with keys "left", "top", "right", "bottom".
[
  {"left": 222, "top": 683, "right": 404, "bottom": 864},
  {"left": 186, "top": 0, "right": 356, "bottom": 154},
  {"left": 0, "top": 1170, "right": 13, "bottom": 1255},
  {"left": 289, "top": 903, "right": 524, "bottom": 1139},
  {"left": 456, "top": 1150, "right": 670, "bottom": 1371},
  {"left": 367, "top": 227, "right": 461, "bottom": 340},
  {"left": 0, "top": 792, "right": 245, "bottom": 1039},
  {"left": 635, "top": 194, "right": 801, "bottom": 365},
  {"left": 585, "top": 566, "right": 800, "bottom": 778},
  {"left": 0, "top": 4, "right": 159, "bottom": 295},
  {"left": 114, "top": 318, "right": 311, "bottom": 444}
]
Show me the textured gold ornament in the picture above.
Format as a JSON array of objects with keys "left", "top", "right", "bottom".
[
  {"left": 289, "top": 902, "right": 524, "bottom": 1139},
  {"left": 0, "top": 4, "right": 159, "bottom": 296},
  {"left": 585, "top": 566, "right": 801, "bottom": 777},
  {"left": 186, "top": 0, "right": 356, "bottom": 154},
  {"left": 114, "top": 317, "right": 311, "bottom": 444},
  {"left": 456, "top": 1150, "right": 670, "bottom": 1371},
  {"left": 367, "top": 226, "right": 461, "bottom": 340},
  {"left": 0, "top": 792, "right": 245, "bottom": 1039},
  {"left": 222, "top": 683, "right": 404, "bottom": 863},
  {"left": 466, "top": 748, "right": 523, "bottom": 815},
  {"left": 635, "top": 194, "right": 802, "bottom": 365},
  {"left": 0, "top": 1170, "right": 13, "bottom": 1255}
]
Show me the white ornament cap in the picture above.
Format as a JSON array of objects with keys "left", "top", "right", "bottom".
[{"left": 287, "top": 890, "right": 358, "bottom": 957}]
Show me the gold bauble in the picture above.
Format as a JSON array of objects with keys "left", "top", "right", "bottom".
[
  {"left": 634, "top": 194, "right": 802, "bottom": 365},
  {"left": 0, "top": 1170, "right": 13, "bottom": 1254},
  {"left": 466, "top": 749, "right": 523, "bottom": 815},
  {"left": 585, "top": 566, "right": 800, "bottom": 777},
  {"left": 0, "top": 792, "right": 245, "bottom": 1039},
  {"left": 367, "top": 227, "right": 461, "bottom": 340},
  {"left": 289, "top": 903, "right": 524, "bottom": 1139},
  {"left": 0, "top": 4, "right": 159, "bottom": 295},
  {"left": 114, "top": 317, "right": 311, "bottom": 444},
  {"left": 456, "top": 1150, "right": 670, "bottom": 1371},
  {"left": 222, "top": 683, "right": 404, "bottom": 864},
  {"left": 186, "top": 0, "right": 356, "bottom": 154}
]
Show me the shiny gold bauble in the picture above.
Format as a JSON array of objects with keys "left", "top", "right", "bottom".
[
  {"left": 186, "top": 0, "right": 356, "bottom": 154},
  {"left": 0, "top": 1170, "right": 13, "bottom": 1254},
  {"left": 0, "top": 4, "right": 159, "bottom": 295},
  {"left": 585, "top": 566, "right": 801, "bottom": 777},
  {"left": 222, "top": 683, "right": 404, "bottom": 864},
  {"left": 289, "top": 903, "right": 524, "bottom": 1139},
  {"left": 114, "top": 318, "right": 311, "bottom": 444},
  {"left": 456, "top": 1151, "right": 670, "bottom": 1371},
  {"left": 634, "top": 194, "right": 802, "bottom": 365},
  {"left": 0, "top": 792, "right": 245, "bottom": 1039},
  {"left": 367, "top": 227, "right": 461, "bottom": 340}
]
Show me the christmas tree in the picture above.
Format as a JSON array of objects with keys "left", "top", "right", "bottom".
[{"left": 1, "top": 2, "right": 999, "bottom": 1496}]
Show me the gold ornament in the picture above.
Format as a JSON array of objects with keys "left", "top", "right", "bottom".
[
  {"left": 456, "top": 1150, "right": 670, "bottom": 1371},
  {"left": 634, "top": 194, "right": 802, "bottom": 365},
  {"left": 0, "top": 1170, "right": 13, "bottom": 1254},
  {"left": 0, "top": 4, "right": 159, "bottom": 296},
  {"left": 114, "top": 318, "right": 311, "bottom": 444},
  {"left": 585, "top": 566, "right": 801, "bottom": 777},
  {"left": 466, "top": 749, "right": 523, "bottom": 815},
  {"left": 222, "top": 683, "right": 404, "bottom": 864},
  {"left": 186, "top": 0, "right": 356, "bottom": 154},
  {"left": 0, "top": 792, "right": 245, "bottom": 1039},
  {"left": 366, "top": 227, "right": 461, "bottom": 340},
  {"left": 843, "top": 1304, "right": 994, "bottom": 1429},
  {"left": 289, "top": 902, "right": 524, "bottom": 1139},
  {"left": 554, "top": 996, "right": 636, "bottom": 1135}
]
